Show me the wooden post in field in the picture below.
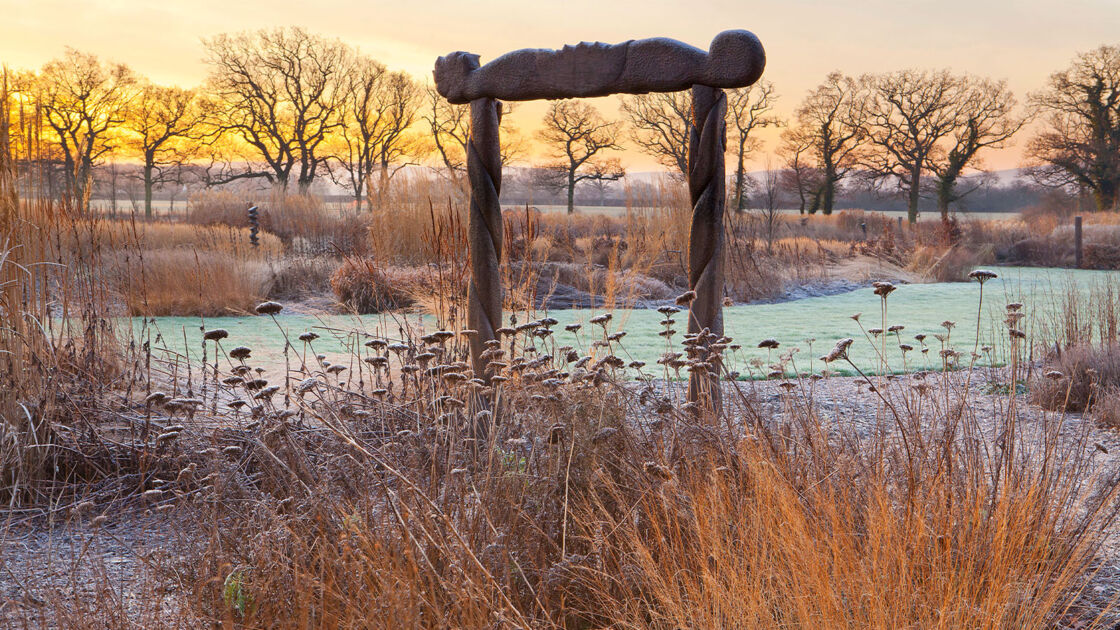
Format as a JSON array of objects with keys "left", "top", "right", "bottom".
[
  {"left": 467, "top": 98, "right": 503, "bottom": 381},
  {"left": 686, "top": 84, "right": 727, "bottom": 415},
  {"left": 1075, "top": 215, "right": 1083, "bottom": 269}
]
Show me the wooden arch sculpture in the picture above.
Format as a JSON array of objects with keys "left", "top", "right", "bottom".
[{"left": 433, "top": 30, "right": 766, "bottom": 412}]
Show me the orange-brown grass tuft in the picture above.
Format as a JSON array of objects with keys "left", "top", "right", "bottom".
[{"left": 1032, "top": 343, "right": 1120, "bottom": 413}]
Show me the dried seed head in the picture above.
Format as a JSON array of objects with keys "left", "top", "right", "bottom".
[
  {"left": 590, "top": 313, "right": 613, "bottom": 326},
  {"left": 170, "top": 397, "right": 204, "bottom": 408},
  {"left": 203, "top": 328, "right": 229, "bottom": 342},
  {"left": 823, "top": 338, "right": 854, "bottom": 363},
  {"left": 757, "top": 338, "right": 779, "bottom": 349},
  {"left": 968, "top": 269, "right": 998, "bottom": 283},
  {"left": 299, "top": 332, "right": 319, "bottom": 343},
  {"left": 229, "top": 346, "right": 252, "bottom": 360},
  {"left": 599, "top": 355, "right": 626, "bottom": 369},
  {"left": 255, "top": 301, "right": 283, "bottom": 316},
  {"left": 156, "top": 431, "right": 180, "bottom": 443},
  {"left": 872, "top": 281, "right": 896, "bottom": 297}
]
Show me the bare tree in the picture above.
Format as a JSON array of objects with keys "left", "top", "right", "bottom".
[
  {"left": 203, "top": 27, "right": 349, "bottom": 192},
  {"left": 368, "top": 71, "right": 422, "bottom": 208},
  {"left": 782, "top": 72, "right": 867, "bottom": 215},
  {"left": 330, "top": 57, "right": 422, "bottom": 210},
  {"left": 584, "top": 157, "right": 626, "bottom": 205},
  {"left": 926, "top": 77, "right": 1026, "bottom": 217},
  {"left": 36, "top": 49, "right": 136, "bottom": 210},
  {"left": 861, "top": 70, "right": 963, "bottom": 223},
  {"left": 752, "top": 159, "right": 783, "bottom": 253},
  {"left": 619, "top": 91, "right": 691, "bottom": 179},
  {"left": 1028, "top": 45, "right": 1120, "bottom": 212},
  {"left": 122, "top": 83, "right": 206, "bottom": 216},
  {"left": 423, "top": 83, "right": 523, "bottom": 188},
  {"left": 777, "top": 129, "right": 819, "bottom": 214},
  {"left": 537, "top": 100, "right": 624, "bottom": 214},
  {"left": 726, "top": 80, "right": 779, "bottom": 212}
]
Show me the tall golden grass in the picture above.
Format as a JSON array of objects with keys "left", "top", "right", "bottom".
[
  {"left": 1, "top": 94, "right": 123, "bottom": 504},
  {"left": 4, "top": 266, "right": 1117, "bottom": 627}
]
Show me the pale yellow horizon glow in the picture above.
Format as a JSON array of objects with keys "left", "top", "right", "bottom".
[{"left": 2, "top": 0, "right": 1118, "bottom": 173}]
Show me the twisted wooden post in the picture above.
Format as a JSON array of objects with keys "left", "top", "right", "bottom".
[
  {"left": 467, "top": 98, "right": 503, "bottom": 380},
  {"left": 686, "top": 85, "right": 727, "bottom": 414}
]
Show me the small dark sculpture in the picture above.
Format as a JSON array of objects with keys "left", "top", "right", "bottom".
[
  {"left": 435, "top": 30, "right": 764, "bottom": 103},
  {"left": 435, "top": 30, "right": 765, "bottom": 412}
]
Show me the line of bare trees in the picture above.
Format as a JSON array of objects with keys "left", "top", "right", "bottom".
[
  {"left": 2, "top": 29, "right": 1117, "bottom": 218},
  {"left": 777, "top": 47, "right": 1119, "bottom": 220}
]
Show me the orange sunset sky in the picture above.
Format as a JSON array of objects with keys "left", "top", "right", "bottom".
[{"left": 2, "top": 0, "right": 1118, "bottom": 173}]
